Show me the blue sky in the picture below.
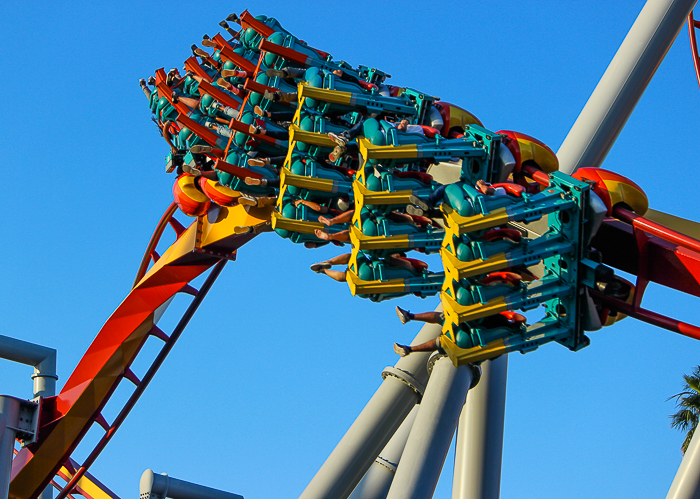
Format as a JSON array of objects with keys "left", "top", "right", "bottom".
[{"left": 1, "top": 1, "right": 700, "bottom": 498}]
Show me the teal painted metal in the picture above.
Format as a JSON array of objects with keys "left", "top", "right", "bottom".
[{"left": 143, "top": 9, "right": 623, "bottom": 362}]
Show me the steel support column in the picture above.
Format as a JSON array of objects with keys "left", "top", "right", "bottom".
[
  {"left": 386, "top": 355, "right": 477, "bottom": 499},
  {"left": 0, "top": 336, "right": 56, "bottom": 499},
  {"left": 0, "top": 396, "right": 22, "bottom": 499},
  {"left": 299, "top": 317, "right": 443, "bottom": 499},
  {"left": 666, "top": 427, "right": 700, "bottom": 498},
  {"left": 557, "top": 0, "right": 698, "bottom": 174},
  {"left": 452, "top": 356, "right": 508, "bottom": 499},
  {"left": 348, "top": 406, "right": 419, "bottom": 499}
]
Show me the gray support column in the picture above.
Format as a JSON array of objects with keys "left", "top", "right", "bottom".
[
  {"left": 386, "top": 355, "right": 478, "bottom": 499},
  {"left": 299, "top": 319, "right": 443, "bottom": 499},
  {"left": 0, "top": 396, "right": 22, "bottom": 499},
  {"left": 666, "top": 428, "right": 700, "bottom": 499},
  {"left": 349, "top": 406, "right": 419, "bottom": 499},
  {"left": 140, "top": 470, "right": 243, "bottom": 499},
  {"left": 0, "top": 335, "right": 57, "bottom": 400},
  {"left": 452, "top": 356, "right": 508, "bottom": 499},
  {"left": 556, "top": 0, "right": 697, "bottom": 174},
  {"left": 0, "top": 336, "right": 56, "bottom": 499}
]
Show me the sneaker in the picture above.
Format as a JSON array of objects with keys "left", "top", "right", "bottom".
[
  {"left": 406, "top": 205, "right": 425, "bottom": 217},
  {"left": 191, "top": 45, "right": 209, "bottom": 58},
  {"left": 237, "top": 194, "right": 258, "bottom": 206},
  {"left": 329, "top": 145, "right": 346, "bottom": 162},
  {"left": 310, "top": 262, "right": 332, "bottom": 273},
  {"left": 393, "top": 343, "right": 411, "bottom": 357},
  {"left": 248, "top": 124, "right": 263, "bottom": 135},
  {"left": 408, "top": 194, "right": 429, "bottom": 211},
  {"left": 190, "top": 145, "right": 213, "bottom": 154},
  {"left": 202, "top": 37, "right": 218, "bottom": 48},
  {"left": 328, "top": 132, "right": 348, "bottom": 147},
  {"left": 182, "top": 164, "right": 201, "bottom": 176},
  {"left": 217, "top": 78, "right": 232, "bottom": 90},
  {"left": 226, "top": 13, "right": 240, "bottom": 23},
  {"left": 219, "top": 20, "right": 230, "bottom": 28},
  {"left": 395, "top": 306, "right": 412, "bottom": 325},
  {"left": 234, "top": 226, "right": 253, "bottom": 234},
  {"left": 265, "top": 69, "right": 289, "bottom": 79},
  {"left": 263, "top": 90, "right": 281, "bottom": 102},
  {"left": 147, "top": 76, "right": 156, "bottom": 85},
  {"left": 253, "top": 105, "right": 267, "bottom": 118},
  {"left": 244, "top": 177, "right": 265, "bottom": 186},
  {"left": 247, "top": 158, "right": 268, "bottom": 168}
]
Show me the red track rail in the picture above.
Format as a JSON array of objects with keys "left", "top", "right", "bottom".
[
  {"left": 10, "top": 202, "right": 262, "bottom": 499},
  {"left": 687, "top": 10, "right": 700, "bottom": 92}
]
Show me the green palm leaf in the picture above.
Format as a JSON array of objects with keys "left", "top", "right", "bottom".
[{"left": 669, "top": 366, "right": 700, "bottom": 454}]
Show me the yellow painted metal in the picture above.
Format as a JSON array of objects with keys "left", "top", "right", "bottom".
[
  {"left": 288, "top": 124, "right": 336, "bottom": 147},
  {"left": 441, "top": 291, "right": 508, "bottom": 325},
  {"left": 198, "top": 204, "right": 273, "bottom": 250},
  {"left": 281, "top": 166, "right": 335, "bottom": 192},
  {"left": 298, "top": 82, "right": 353, "bottom": 105},
  {"left": 345, "top": 268, "right": 408, "bottom": 297},
  {"left": 514, "top": 135, "right": 559, "bottom": 174},
  {"left": 357, "top": 137, "right": 419, "bottom": 160},
  {"left": 349, "top": 225, "right": 411, "bottom": 250},
  {"left": 292, "top": 96, "right": 304, "bottom": 127},
  {"left": 58, "top": 464, "right": 119, "bottom": 499},
  {"left": 443, "top": 205, "right": 510, "bottom": 236},
  {"left": 440, "top": 334, "right": 508, "bottom": 367},
  {"left": 604, "top": 178, "right": 649, "bottom": 216},
  {"left": 353, "top": 179, "right": 415, "bottom": 206},
  {"left": 271, "top": 211, "right": 324, "bottom": 234},
  {"left": 444, "top": 103, "right": 484, "bottom": 130},
  {"left": 440, "top": 247, "right": 509, "bottom": 280},
  {"left": 644, "top": 208, "right": 700, "bottom": 239}
]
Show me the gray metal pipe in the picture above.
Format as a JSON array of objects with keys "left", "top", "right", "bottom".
[
  {"left": 0, "top": 335, "right": 57, "bottom": 399},
  {"left": 0, "top": 336, "right": 56, "bottom": 499},
  {"left": 666, "top": 427, "right": 700, "bottom": 498},
  {"left": 0, "top": 396, "right": 22, "bottom": 499},
  {"left": 386, "top": 355, "right": 477, "bottom": 499},
  {"left": 348, "top": 406, "right": 419, "bottom": 499},
  {"left": 140, "top": 470, "right": 243, "bottom": 499},
  {"left": 299, "top": 317, "right": 443, "bottom": 499},
  {"left": 452, "top": 356, "right": 508, "bottom": 499},
  {"left": 556, "top": 0, "right": 697, "bottom": 174}
]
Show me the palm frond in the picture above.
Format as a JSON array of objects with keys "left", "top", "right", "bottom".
[{"left": 669, "top": 366, "right": 700, "bottom": 455}]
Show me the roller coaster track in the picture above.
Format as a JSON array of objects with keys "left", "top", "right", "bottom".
[
  {"left": 688, "top": 10, "right": 700, "bottom": 91},
  {"left": 9, "top": 203, "right": 271, "bottom": 499},
  {"left": 8, "top": 195, "right": 700, "bottom": 499}
]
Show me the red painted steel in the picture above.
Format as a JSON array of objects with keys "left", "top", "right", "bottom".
[
  {"left": 592, "top": 220, "right": 700, "bottom": 298},
  {"left": 133, "top": 203, "right": 178, "bottom": 287},
  {"left": 9, "top": 203, "right": 257, "bottom": 499},
  {"left": 592, "top": 290, "right": 700, "bottom": 341},
  {"left": 54, "top": 260, "right": 227, "bottom": 499},
  {"left": 687, "top": 11, "right": 700, "bottom": 92},
  {"left": 614, "top": 206, "right": 700, "bottom": 255}
]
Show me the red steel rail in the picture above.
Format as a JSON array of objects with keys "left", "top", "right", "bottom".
[{"left": 687, "top": 10, "right": 700, "bottom": 92}]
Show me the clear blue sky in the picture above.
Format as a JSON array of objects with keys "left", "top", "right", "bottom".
[{"left": 1, "top": 1, "right": 700, "bottom": 498}]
